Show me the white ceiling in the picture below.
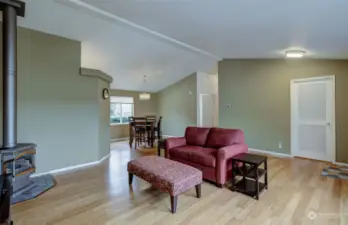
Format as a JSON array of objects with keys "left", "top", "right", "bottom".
[
  {"left": 81, "top": 0, "right": 348, "bottom": 59},
  {"left": 16, "top": 0, "right": 348, "bottom": 91},
  {"left": 17, "top": 0, "right": 217, "bottom": 92}
]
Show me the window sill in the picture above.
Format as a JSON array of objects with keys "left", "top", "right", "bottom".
[{"left": 110, "top": 123, "right": 129, "bottom": 126}]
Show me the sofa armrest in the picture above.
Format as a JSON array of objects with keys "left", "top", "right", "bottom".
[
  {"left": 165, "top": 137, "right": 186, "bottom": 158},
  {"left": 216, "top": 144, "right": 248, "bottom": 185},
  {"left": 217, "top": 144, "right": 248, "bottom": 160}
]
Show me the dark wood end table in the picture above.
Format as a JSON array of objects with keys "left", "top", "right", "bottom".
[
  {"left": 157, "top": 139, "right": 166, "bottom": 157},
  {"left": 231, "top": 153, "right": 268, "bottom": 200}
]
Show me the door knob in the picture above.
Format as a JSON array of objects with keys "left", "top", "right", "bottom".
[{"left": 327, "top": 122, "right": 331, "bottom": 126}]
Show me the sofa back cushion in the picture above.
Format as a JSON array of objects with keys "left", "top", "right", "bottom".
[
  {"left": 185, "top": 127, "right": 211, "bottom": 146},
  {"left": 206, "top": 128, "right": 245, "bottom": 148}
]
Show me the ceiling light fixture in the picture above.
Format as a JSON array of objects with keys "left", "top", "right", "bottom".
[
  {"left": 285, "top": 50, "right": 306, "bottom": 58},
  {"left": 139, "top": 75, "right": 151, "bottom": 101}
]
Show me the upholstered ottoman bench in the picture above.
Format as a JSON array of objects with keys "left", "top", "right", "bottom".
[{"left": 128, "top": 156, "right": 202, "bottom": 213}]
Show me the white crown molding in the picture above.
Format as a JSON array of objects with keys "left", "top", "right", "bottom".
[
  {"left": 55, "top": 0, "right": 222, "bottom": 61},
  {"left": 31, "top": 153, "right": 110, "bottom": 178},
  {"left": 80, "top": 67, "right": 113, "bottom": 83}
]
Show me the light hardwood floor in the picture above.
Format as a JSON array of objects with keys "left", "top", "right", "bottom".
[{"left": 13, "top": 142, "right": 348, "bottom": 225}]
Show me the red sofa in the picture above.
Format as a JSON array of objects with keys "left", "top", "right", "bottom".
[{"left": 165, "top": 127, "right": 248, "bottom": 187}]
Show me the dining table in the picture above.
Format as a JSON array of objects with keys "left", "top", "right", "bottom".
[{"left": 128, "top": 120, "right": 156, "bottom": 148}]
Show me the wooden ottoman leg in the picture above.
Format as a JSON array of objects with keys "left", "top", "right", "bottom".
[
  {"left": 128, "top": 173, "right": 133, "bottom": 185},
  {"left": 195, "top": 184, "right": 201, "bottom": 198},
  {"left": 170, "top": 195, "right": 178, "bottom": 213}
]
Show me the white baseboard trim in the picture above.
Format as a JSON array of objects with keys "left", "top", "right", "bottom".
[
  {"left": 111, "top": 137, "right": 129, "bottom": 142},
  {"left": 31, "top": 153, "right": 111, "bottom": 178},
  {"left": 333, "top": 161, "right": 348, "bottom": 167},
  {"left": 248, "top": 150, "right": 347, "bottom": 165},
  {"left": 162, "top": 135, "right": 178, "bottom": 138},
  {"left": 248, "top": 148, "right": 292, "bottom": 158},
  {"left": 99, "top": 153, "right": 111, "bottom": 163}
]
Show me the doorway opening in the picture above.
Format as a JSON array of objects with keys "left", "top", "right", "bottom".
[{"left": 199, "top": 94, "right": 216, "bottom": 127}]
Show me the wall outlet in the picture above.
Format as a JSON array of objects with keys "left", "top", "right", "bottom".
[
  {"left": 227, "top": 104, "right": 232, "bottom": 108},
  {"left": 278, "top": 142, "right": 282, "bottom": 149}
]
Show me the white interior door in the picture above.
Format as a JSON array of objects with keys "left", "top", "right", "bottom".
[
  {"left": 291, "top": 76, "right": 335, "bottom": 162},
  {"left": 199, "top": 94, "right": 216, "bottom": 127}
]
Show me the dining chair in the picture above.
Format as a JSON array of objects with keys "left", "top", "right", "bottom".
[
  {"left": 128, "top": 117, "right": 134, "bottom": 148},
  {"left": 145, "top": 115, "right": 156, "bottom": 122},
  {"left": 145, "top": 116, "right": 156, "bottom": 147},
  {"left": 155, "top": 116, "right": 163, "bottom": 140},
  {"left": 133, "top": 117, "right": 147, "bottom": 149}
]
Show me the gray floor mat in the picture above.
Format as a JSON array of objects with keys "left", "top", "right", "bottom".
[
  {"left": 321, "top": 166, "right": 348, "bottom": 180},
  {"left": 11, "top": 174, "right": 55, "bottom": 204}
]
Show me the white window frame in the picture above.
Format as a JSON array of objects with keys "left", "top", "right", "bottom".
[{"left": 110, "top": 98, "right": 134, "bottom": 126}]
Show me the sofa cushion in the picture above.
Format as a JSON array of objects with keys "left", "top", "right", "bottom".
[
  {"left": 169, "top": 145, "right": 202, "bottom": 161},
  {"left": 206, "top": 128, "right": 245, "bottom": 148},
  {"left": 190, "top": 147, "right": 217, "bottom": 167},
  {"left": 170, "top": 146, "right": 217, "bottom": 168},
  {"left": 185, "top": 127, "right": 211, "bottom": 146}
]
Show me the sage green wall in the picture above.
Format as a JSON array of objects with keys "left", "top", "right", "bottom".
[
  {"left": 219, "top": 59, "right": 348, "bottom": 163},
  {"left": 157, "top": 73, "right": 197, "bottom": 136},
  {"left": 0, "top": 26, "right": 109, "bottom": 173},
  {"left": 109, "top": 89, "right": 158, "bottom": 139},
  {"left": 98, "top": 79, "right": 111, "bottom": 159}
]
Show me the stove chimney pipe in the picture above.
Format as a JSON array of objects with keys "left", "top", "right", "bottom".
[
  {"left": 2, "top": 5, "right": 17, "bottom": 148},
  {"left": 0, "top": 0, "right": 25, "bottom": 148}
]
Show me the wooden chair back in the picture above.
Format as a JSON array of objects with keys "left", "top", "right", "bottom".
[
  {"left": 133, "top": 117, "right": 147, "bottom": 129},
  {"left": 133, "top": 117, "right": 146, "bottom": 122},
  {"left": 157, "top": 116, "right": 163, "bottom": 139},
  {"left": 146, "top": 116, "right": 156, "bottom": 123},
  {"left": 133, "top": 117, "right": 145, "bottom": 125}
]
